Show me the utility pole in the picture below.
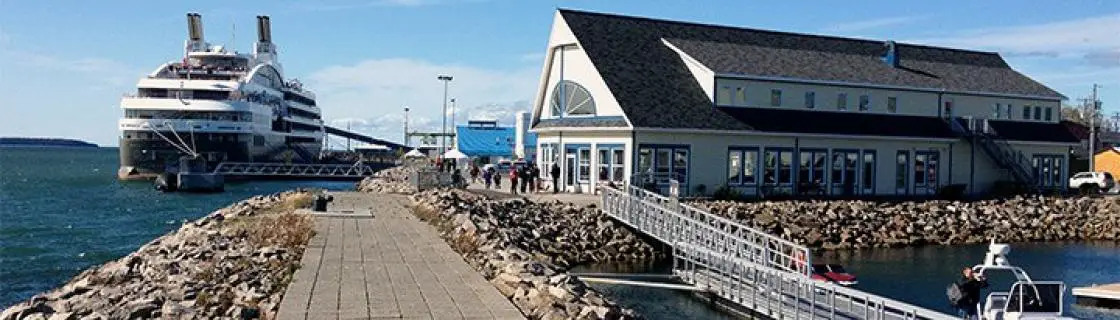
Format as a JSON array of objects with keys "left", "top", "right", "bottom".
[
  {"left": 1089, "top": 84, "right": 1101, "bottom": 171},
  {"left": 346, "top": 120, "right": 352, "bottom": 152},
  {"left": 404, "top": 107, "right": 410, "bottom": 147},
  {"left": 437, "top": 75, "right": 454, "bottom": 157}
]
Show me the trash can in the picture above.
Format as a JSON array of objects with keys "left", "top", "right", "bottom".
[{"left": 313, "top": 195, "right": 329, "bottom": 212}]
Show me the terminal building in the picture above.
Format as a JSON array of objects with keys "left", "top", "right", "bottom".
[{"left": 529, "top": 9, "right": 1079, "bottom": 196}]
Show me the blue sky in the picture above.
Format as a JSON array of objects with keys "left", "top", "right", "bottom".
[{"left": 1, "top": 0, "right": 1118, "bottom": 147}]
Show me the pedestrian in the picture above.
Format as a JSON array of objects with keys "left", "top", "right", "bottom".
[
  {"left": 493, "top": 167, "right": 501, "bottom": 189},
  {"left": 509, "top": 167, "right": 519, "bottom": 194},
  {"left": 518, "top": 165, "right": 529, "bottom": 194},
  {"left": 469, "top": 164, "right": 479, "bottom": 184},
  {"left": 482, "top": 167, "right": 492, "bottom": 189},
  {"left": 550, "top": 162, "right": 561, "bottom": 193},
  {"left": 952, "top": 267, "right": 988, "bottom": 319},
  {"left": 529, "top": 163, "right": 540, "bottom": 193}
]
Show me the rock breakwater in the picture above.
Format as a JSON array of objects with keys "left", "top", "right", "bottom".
[
  {"left": 1, "top": 191, "right": 317, "bottom": 320},
  {"left": 695, "top": 195, "right": 1120, "bottom": 250},
  {"left": 411, "top": 189, "right": 663, "bottom": 319},
  {"left": 356, "top": 165, "right": 418, "bottom": 194}
]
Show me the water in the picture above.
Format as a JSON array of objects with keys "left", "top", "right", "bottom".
[
  {"left": 3, "top": 148, "right": 1120, "bottom": 319},
  {"left": 820, "top": 242, "right": 1120, "bottom": 319},
  {"left": 0, "top": 147, "right": 354, "bottom": 307}
]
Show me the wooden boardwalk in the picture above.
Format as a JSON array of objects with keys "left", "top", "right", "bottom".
[{"left": 276, "top": 192, "right": 524, "bottom": 320}]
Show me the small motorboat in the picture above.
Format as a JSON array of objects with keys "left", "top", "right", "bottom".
[
  {"left": 973, "top": 241, "right": 1076, "bottom": 320},
  {"left": 811, "top": 263, "right": 858, "bottom": 286}
]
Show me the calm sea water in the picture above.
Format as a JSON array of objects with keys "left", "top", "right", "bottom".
[
  {"left": 0, "top": 147, "right": 354, "bottom": 307},
  {"left": 3, "top": 148, "right": 1119, "bottom": 319}
]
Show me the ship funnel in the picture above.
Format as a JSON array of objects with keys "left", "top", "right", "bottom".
[
  {"left": 186, "top": 13, "right": 205, "bottom": 42},
  {"left": 256, "top": 15, "right": 272, "bottom": 43}
]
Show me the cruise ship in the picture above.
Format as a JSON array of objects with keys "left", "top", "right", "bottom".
[{"left": 118, "top": 13, "right": 324, "bottom": 180}]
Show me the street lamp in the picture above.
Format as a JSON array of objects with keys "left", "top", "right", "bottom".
[
  {"left": 403, "top": 106, "right": 410, "bottom": 147},
  {"left": 437, "top": 75, "right": 453, "bottom": 156}
]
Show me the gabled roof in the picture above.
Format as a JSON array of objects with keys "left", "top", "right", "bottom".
[{"left": 558, "top": 9, "right": 1065, "bottom": 131}]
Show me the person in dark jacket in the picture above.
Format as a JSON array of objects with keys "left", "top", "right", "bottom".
[
  {"left": 956, "top": 267, "right": 989, "bottom": 319},
  {"left": 528, "top": 163, "right": 540, "bottom": 193},
  {"left": 550, "top": 163, "right": 561, "bottom": 193}
]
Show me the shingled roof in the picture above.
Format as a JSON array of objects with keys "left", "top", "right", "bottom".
[{"left": 558, "top": 9, "right": 1064, "bottom": 131}]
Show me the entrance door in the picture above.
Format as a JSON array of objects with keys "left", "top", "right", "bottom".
[{"left": 565, "top": 153, "right": 577, "bottom": 189}]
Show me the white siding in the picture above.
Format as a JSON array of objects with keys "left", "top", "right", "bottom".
[
  {"left": 713, "top": 78, "right": 1062, "bottom": 122},
  {"left": 535, "top": 13, "right": 626, "bottom": 120}
]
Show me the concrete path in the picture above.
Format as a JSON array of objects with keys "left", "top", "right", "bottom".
[
  {"left": 464, "top": 180, "right": 600, "bottom": 207},
  {"left": 276, "top": 192, "right": 524, "bottom": 320}
]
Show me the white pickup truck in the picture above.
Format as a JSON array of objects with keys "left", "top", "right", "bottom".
[{"left": 1068, "top": 171, "right": 1115, "bottom": 193}]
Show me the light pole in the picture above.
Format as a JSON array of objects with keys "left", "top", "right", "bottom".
[
  {"left": 1089, "top": 84, "right": 1101, "bottom": 171},
  {"left": 438, "top": 75, "right": 453, "bottom": 156},
  {"left": 409, "top": 107, "right": 414, "bottom": 147}
]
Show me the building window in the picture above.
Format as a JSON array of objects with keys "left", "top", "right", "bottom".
[
  {"left": 549, "top": 80, "right": 596, "bottom": 117},
  {"left": 763, "top": 148, "right": 794, "bottom": 194},
  {"left": 539, "top": 143, "right": 559, "bottom": 181},
  {"left": 862, "top": 151, "right": 876, "bottom": 194},
  {"left": 887, "top": 97, "right": 897, "bottom": 113},
  {"left": 1034, "top": 106, "right": 1042, "bottom": 120},
  {"left": 914, "top": 151, "right": 939, "bottom": 194},
  {"left": 993, "top": 103, "right": 1002, "bottom": 118},
  {"left": 728, "top": 148, "right": 759, "bottom": 186},
  {"left": 831, "top": 150, "right": 859, "bottom": 195},
  {"left": 1023, "top": 106, "right": 1031, "bottom": 119},
  {"left": 943, "top": 101, "right": 954, "bottom": 118},
  {"left": 837, "top": 93, "right": 848, "bottom": 111},
  {"left": 1006, "top": 104, "right": 1013, "bottom": 119},
  {"left": 770, "top": 89, "right": 782, "bottom": 107},
  {"left": 804, "top": 92, "right": 815, "bottom": 109},
  {"left": 1032, "top": 155, "right": 1063, "bottom": 188},
  {"left": 1044, "top": 107, "right": 1052, "bottom": 121},
  {"left": 798, "top": 149, "right": 827, "bottom": 194},
  {"left": 895, "top": 150, "right": 909, "bottom": 194},
  {"left": 637, "top": 145, "right": 689, "bottom": 187},
  {"left": 717, "top": 86, "right": 732, "bottom": 105},
  {"left": 859, "top": 95, "right": 870, "bottom": 111},
  {"left": 611, "top": 149, "right": 624, "bottom": 182},
  {"left": 578, "top": 148, "right": 591, "bottom": 182},
  {"left": 735, "top": 87, "right": 746, "bottom": 105},
  {"left": 598, "top": 149, "right": 610, "bottom": 183}
]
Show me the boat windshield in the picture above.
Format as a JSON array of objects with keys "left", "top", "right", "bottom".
[
  {"left": 826, "top": 264, "right": 846, "bottom": 273},
  {"left": 1005, "top": 282, "right": 1062, "bottom": 313},
  {"left": 812, "top": 265, "right": 829, "bottom": 274}
]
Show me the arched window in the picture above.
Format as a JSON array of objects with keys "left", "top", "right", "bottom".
[{"left": 549, "top": 80, "right": 595, "bottom": 117}]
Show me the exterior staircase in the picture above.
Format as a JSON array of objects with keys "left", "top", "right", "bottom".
[{"left": 947, "top": 117, "right": 1039, "bottom": 192}]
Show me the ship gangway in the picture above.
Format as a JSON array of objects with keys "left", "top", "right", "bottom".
[
  {"left": 211, "top": 162, "right": 387, "bottom": 179},
  {"left": 599, "top": 186, "right": 957, "bottom": 320}
]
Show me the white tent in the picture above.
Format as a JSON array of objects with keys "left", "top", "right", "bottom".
[
  {"left": 354, "top": 144, "right": 390, "bottom": 151},
  {"left": 442, "top": 149, "right": 469, "bottom": 160},
  {"left": 404, "top": 149, "right": 426, "bottom": 158}
]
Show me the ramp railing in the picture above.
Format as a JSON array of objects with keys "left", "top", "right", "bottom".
[
  {"left": 601, "top": 185, "right": 955, "bottom": 320},
  {"left": 212, "top": 162, "right": 378, "bottom": 178}
]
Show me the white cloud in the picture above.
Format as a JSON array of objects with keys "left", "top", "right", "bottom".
[
  {"left": 827, "top": 16, "right": 923, "bottom": 33},
  {"left": 909, "top": 13, "right": 1120, "bottom": 61},
  {"left": 307, "top": 57, "right": 538, "bottom": 145},
  {"left": 4, "top": 51, "right": 141, "bottom": 87}
]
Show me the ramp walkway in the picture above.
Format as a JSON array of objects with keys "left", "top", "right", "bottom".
[
  {"left": 600, "top": 186, "right": 956, "bottom": 320},
  {"left": 276, "top": 192, "right": 523, "bottom": 319}
]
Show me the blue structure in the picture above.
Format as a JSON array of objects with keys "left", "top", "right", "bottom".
[{"left": 455, "top": 120, "right": 536, "bottom": 162}]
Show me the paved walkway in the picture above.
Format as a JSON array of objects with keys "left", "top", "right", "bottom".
[
  {"left": 464, "top": 180, "right": 600, "bottom": 207},
  {"left": 276, "top": 192, "right": 523, "bottom": 320}
]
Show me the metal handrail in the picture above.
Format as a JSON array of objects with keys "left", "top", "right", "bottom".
[
  {"left": 211, "top": 162, "right": 378, "bottom": 177},
  {"left": 600, "top": 185, "right": 956, "bottom": 320}
]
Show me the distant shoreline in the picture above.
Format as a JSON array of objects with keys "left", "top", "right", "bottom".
[{"left": 0, "top": 137, "right": 99, "bottom": 148}]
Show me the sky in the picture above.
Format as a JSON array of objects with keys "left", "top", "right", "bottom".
[{"left": 1, "top": 0, "right": 1118, "bottom": 147}]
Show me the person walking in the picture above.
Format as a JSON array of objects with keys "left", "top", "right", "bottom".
[
  {"left": 529, "top": 163, "right": 540, "bottom": 193},
  {"left": 953, "top": 267, "right": 989, "bottom": 319},
  {"left": 482, "top": 167, "right": 492, "bottom": 189},
  {"left": 518, "top": 165, "right": 529, "bottom": 194},
  {"left": 509, "top": 167, "right": 519, "bottom": 194},
  {"left": 550, "top": 162, "right": 561, "bottom": 193},
  {"left": 493, "top": 167, "right": 501, "bottom": 189},
  {"left": 469, "top": 164, "right": 480, "bottom": 184}
]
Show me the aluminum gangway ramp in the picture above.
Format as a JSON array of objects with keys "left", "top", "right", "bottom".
[
  {"left": 212, "top": 162, "right": 381, "bottom": 178},
  {"left": 600, "top": 186, "right": 956, "bottom": 320}
]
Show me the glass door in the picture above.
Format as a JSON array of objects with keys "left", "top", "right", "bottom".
[{"left": 565, "top": 153, "right": 576, "bottom": 187}]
